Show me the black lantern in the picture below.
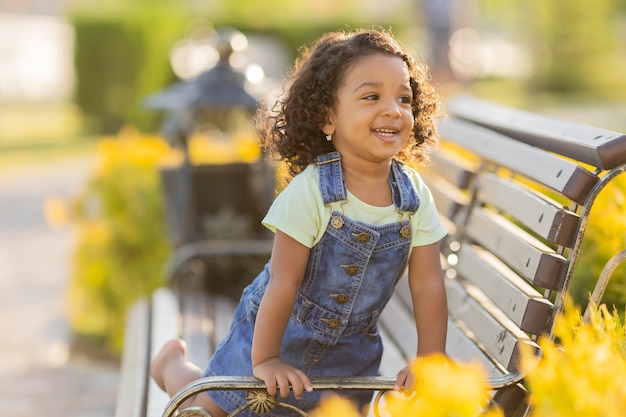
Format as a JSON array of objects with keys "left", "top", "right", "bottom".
[{"left": 144, "top": 27, "right": 259, "bottom": 152}]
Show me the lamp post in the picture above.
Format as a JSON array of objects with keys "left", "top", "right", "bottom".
[{"left": 144, "top": 28, "right": 274, "bottom": 297}]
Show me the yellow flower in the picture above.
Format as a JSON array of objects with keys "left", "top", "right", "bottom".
[
  {"left": 188, "top": 129, "right": 261, "bottom": 165},
  {"left": 384, "top": 354, "right": 500, "bottom": 417},
  {"left": 310, "top": 395, "right": 363, "bottom": 417},
  {"left": 310, "top": 354, "right": 502, "bottom": 417},
  {"left": 520, "top": 297, "right": 626, "bottom": 417}
]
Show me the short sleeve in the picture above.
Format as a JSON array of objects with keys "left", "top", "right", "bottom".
[
  {"left": 262, "top": 166, "right": 324, "bottom": 248},
  {"left": 409, "top": 170, "right": 448, "bottom": 247}
]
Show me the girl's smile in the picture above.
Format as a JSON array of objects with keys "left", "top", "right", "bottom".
[{"left": 373, "top": 126, "right": 402, "bottom": 143}]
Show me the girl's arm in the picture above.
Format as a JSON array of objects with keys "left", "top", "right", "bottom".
[
  {"left": 394, "top": 241, "right": 448, "bottom": 391},
  {"left": 251, "top": 229, "right": 313, "bottom": 399}
]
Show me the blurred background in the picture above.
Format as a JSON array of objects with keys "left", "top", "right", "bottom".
[{"left": 1, "top": 0, "right": 625, "bottom": 416}]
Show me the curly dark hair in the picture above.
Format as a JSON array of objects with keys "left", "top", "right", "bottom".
[{"left": 257, "top": 28, "right": 442, "bottom": 179}]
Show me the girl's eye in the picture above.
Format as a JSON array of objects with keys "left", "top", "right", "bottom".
[
  {"left": 399, "top": 96, "right": 412, "bottom": 104},
  {"left": 364, "top": 94, "right": 379, "bottom": 101}
]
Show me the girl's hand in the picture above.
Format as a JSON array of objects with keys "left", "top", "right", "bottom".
[
  {"left": 394, "top": 365, "right": 416, "bottom": 394},
  {"left": 253, "top": 357, "right": 313, "bottom": 399}
]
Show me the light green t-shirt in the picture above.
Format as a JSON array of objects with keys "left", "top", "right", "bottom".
[{"left": 262, "top": 163, "right": 448, "bottom": 249}]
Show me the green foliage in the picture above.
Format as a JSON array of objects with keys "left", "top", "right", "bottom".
[
  {"left": 71, "top": 7, "right": 188, "bottom": 134},
  {"left": 520, "top": 299, "right": 626, "bottom": 417},
  {"left": 67, "top": 129, "right": 175, "bottom": 353},
  {"left": 571, "top": 174, "right": 626, "bottom": 309},
  {"left": 474, "top": 0, "right": 626, "bottom": 99},
  {"left": 69, "top": 1, "right": 411, "bottom": 135},
  {"left": 524, "top": 0, "right": 626, "bottom": 98}
]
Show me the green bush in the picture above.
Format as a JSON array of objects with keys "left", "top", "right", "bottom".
[
  {"left": 571, "top": 174, "right": 626, "bottom": 309},
  {"left": 524, "top": 0, "right": 626, "bottom": 98},
  {"left": 72, "top": 8, "right": 188, "bottom": 134}
]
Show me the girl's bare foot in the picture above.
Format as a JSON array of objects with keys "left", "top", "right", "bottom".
[{"left": 151, "top": 339, "right": 188, "bottom": 391}]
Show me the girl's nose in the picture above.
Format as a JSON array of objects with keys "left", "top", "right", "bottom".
[{"left": 383, "top": 101, "right": 402, "bottom": 118}]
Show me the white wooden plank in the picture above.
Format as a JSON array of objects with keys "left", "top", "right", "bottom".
[
  {"left": 458, "top": 245, "right": 553, "bottom": 335},
  {"left": 440, "top": 118, "right": 598, "bottom": 204},
  {"left": 379, "top": 325, "right": 411, "bottom": 377},
  {"left": 465, "top": 208, "right": 566, "bottom": 290},
  {"left": 445, "top": 317, "right": 504, "bottom": 379},
  {"left": 445, "top": 278, "right": 528, "bottom": 371},
  {"left": 478, "top": 173, "right": 579, "bottom": 247},
  {"left": 146, "top": 288, "right": 180, "bottom": 417},
  {"left": 447, "top": 94, "right": 626, "bottom": 170},
  {"left": 379, "top": 294, "right": 417, "bottom": 362},
  {"left": 114, "top": 298, "right": 150, "bottom": 417},
  {"left": 211, "top": 294, "right": 237, "bottom": 348},
  {"left": 181, "top": 290, "right": 213, "bottom": 367}
]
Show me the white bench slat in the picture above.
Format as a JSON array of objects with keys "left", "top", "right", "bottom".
[
  {"left": 445, "top": 278, "right": 536, "bottom": 371},
  {"left": 181, "top": 289, "right": 213, "bottom": 367},
  {"left": 211, "top": 294, "right": 238, "bottom": 348},
  {"left": 445, "top": 317, "right": 506, "bottom": 380},
  {"left": 114, "top": 298, "right": 150, "bottom": 417},
  {"left": 478, "top": 173, "right": 580, "bottom": 247},
  {"left": 379, "top": 325, "right": 413, "bottom": 376},
  {"left": 424, "top": 172, "right": 471, "bottom": 222},
  {"left": 458, "top": 245, "right": 553, "bottom": 335},
  {"left": 383, "top": 278, "right": 506, "bottom": 380},
  {"left": 379, "top": 290, "right": 417, "bottom": 362},
  {"left": 430, "top": 150, "right": 478, "bottom": 191},
  {"left": 440, "top": 118, "right": 599, "bottom": 204},
  {"left": 465, "top": 208, "right": 567, "bottom": 290},
  {"left": 146, "top": 288, "right": 181, "bottom": 417},
  {"left": 447, "top": 95, "right": 626, "bottom": 170}
]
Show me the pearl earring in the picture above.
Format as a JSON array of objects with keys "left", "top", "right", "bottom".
[{"left": 326, "top": 134, "right": 332, "bottom": 142}]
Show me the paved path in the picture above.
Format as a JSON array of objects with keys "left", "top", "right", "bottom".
[{"left": 0, "top": 155, "right": 119, "bottom": 417}]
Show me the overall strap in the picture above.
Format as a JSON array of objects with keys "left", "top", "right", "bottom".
[
  {"left": 316, "top": 151, "right": 347, "bottom": 204},
  {"left": 316, "top": 152, "right": 421, "bottom": 213},
  {"left": 389, "top": 159, "right": 420, "bottom": 213}
]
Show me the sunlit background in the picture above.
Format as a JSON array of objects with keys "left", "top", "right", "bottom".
[
  {"left": 2, "top": 0, "right": 626, "bottom": 139},
  {"left": 1, "top": 1, "right": 625, "bottom": 416}
]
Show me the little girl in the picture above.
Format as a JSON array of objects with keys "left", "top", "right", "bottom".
[{"left": 151, "top": 28, "right": 448, "bottom": 416}]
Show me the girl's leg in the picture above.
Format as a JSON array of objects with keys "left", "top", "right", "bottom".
[{"left": 151, "top": 339, "right": 228, "bottom": 417}]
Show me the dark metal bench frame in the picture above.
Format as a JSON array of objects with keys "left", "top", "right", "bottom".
[{"left": 114, "top": 95, "right": 626, "bottom": 417}]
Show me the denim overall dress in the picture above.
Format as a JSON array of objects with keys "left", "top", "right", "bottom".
[{"left": 204, "top": 151, "right": 420, "bottom": 415}]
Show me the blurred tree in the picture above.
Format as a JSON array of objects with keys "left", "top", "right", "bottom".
[
  {"left": 72, "top": 5, "right": 189, "bottom": 134},
  {"left": 525, "top": 0, "right": 626, "bottom": 98},
  {"left": 469, "top": 0, "right": 625, "bottom": 100}
]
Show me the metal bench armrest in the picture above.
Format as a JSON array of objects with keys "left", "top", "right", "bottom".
[{"left": 163, "top": 370, "right": 529, "bottom": 417}]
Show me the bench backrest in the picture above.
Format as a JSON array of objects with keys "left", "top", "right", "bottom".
[{"left": 424, "top": 95, "right": 626, "bottom": 377}]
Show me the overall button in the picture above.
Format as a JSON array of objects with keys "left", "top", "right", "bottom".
[
  {"left": 331, "top": 294, "right": 349, "bottom": 304},
  {"left": 330, "top": 215, "right": 344, "bottom": 229},
  {"left": 321, "top": 318, "right": 340, "bottom": 330},
  {"left": 341, "top": 264, "right": 359, "bottom": 276},
  {"left": 352, "top": 232, "right": 371, "bottom": 243},
  {"left": 399, "top": 224, "right": 410, "bottom": 239}
]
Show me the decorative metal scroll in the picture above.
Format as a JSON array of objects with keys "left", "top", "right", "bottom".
[
  {"left": 162, "top": 376, "right": 395, "bottom": 417},
  {"left": 162, "top": 373, "right": 525, "bottom": 417}
]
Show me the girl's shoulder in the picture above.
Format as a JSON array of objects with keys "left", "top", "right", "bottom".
[
  {"left": 294, "top": 163, "right": 319, "bottom": 181},
  {"left": 283, "top": 163, "right": 320, "bottom": 194},
  {"left": 276, "top": 163, "right": 322, "bottom": 205}
]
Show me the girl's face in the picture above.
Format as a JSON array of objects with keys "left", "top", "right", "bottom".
[{"left": 323, "top": 53, "right": 414, "bottom": 165}]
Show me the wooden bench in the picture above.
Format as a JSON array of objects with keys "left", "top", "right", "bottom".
[{"left": 114, "top": 95, "right": 626, "bottom": 417}]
